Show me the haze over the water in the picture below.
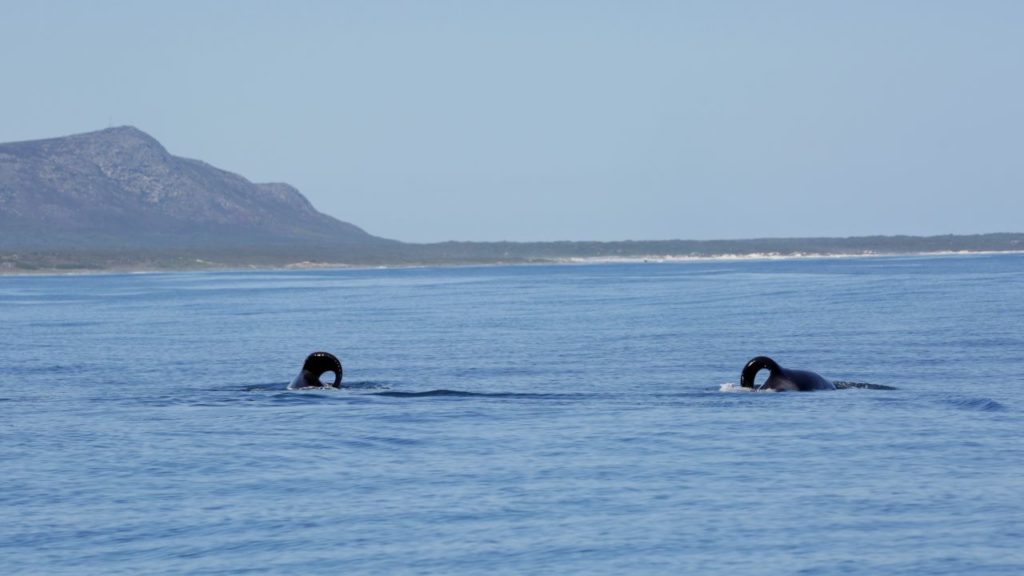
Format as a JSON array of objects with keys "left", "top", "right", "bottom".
[{"left": 2, "top": 1, "right": 1022, "bottom": 243}]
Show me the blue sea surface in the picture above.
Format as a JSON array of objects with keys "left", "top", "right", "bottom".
[{"left": 2, "top": 254, "right": 1022, "bottom": 574}]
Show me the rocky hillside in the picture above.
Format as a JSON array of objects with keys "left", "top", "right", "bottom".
[{"left": 0, "top": 126, "right": 388, "bottom": 251}]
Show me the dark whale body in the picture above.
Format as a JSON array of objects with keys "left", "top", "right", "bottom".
[
  {"left": 740, "top": 356, "right": 835, "bottom": 392},
  {"left": 289, "top": 352, "right": 343, "bottom": 389}
]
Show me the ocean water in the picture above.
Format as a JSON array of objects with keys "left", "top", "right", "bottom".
[{"left": 1, "top": 254, "right": 1022, "bottom": 575}]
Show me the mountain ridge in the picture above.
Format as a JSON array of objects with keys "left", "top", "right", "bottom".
[{"left": 0, "top": 126, "right": 386, "bottom": 250}]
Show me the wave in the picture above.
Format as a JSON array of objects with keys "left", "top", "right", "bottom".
[
  {"left": 553, "top": 250, "right": 1024, "bottom": 266},
  {"left": 369, "top": 390, "right": 585, "bottom": 399},
  {"left": 833, "top": 380, "right": 900, "bottom": 390},
  {"left": 242, "top": 383, "right": 583, "bottom": 401},
  {"left": 939, "top": 395, "right": 1007, "bottom": 412},
  {"left": 718, "top": 381, "right": 899, "bottom": 392},
  {"left": 241, "top": 380, "right": 393, "bottom": 392}
]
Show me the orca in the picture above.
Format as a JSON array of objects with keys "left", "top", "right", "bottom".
[
  {"left": 289, "top": 352, "right": 343, "bottom": 389},
  {"left": 740, "top": 356, "right": 835, "bottom": 392}
]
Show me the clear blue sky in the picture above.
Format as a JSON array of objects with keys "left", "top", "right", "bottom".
[{"left": 2, "top": 1, "right": 1022, "bottom": 242}]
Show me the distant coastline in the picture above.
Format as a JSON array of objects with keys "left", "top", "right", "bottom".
[
  {"left": 3, "top": 243, "right": 1022, "bottom": 276},
  {"left": 3, "top": 128, "right": 1022, "bottom": 276}
]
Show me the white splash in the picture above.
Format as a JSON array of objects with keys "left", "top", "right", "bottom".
[{"left": 719, "top": 382, "right": 774, "bottom": 393}]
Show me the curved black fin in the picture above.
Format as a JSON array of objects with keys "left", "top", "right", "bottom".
[
  {"left": 740, "top": 356, "right": 779, "bottom": 389},
  {"left": 290, "top": 351, "right": 343, "bottom": 388}
]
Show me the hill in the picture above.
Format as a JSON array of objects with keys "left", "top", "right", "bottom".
[{"left": 0, "top": 126, "right": 393, "bottom": 253}]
